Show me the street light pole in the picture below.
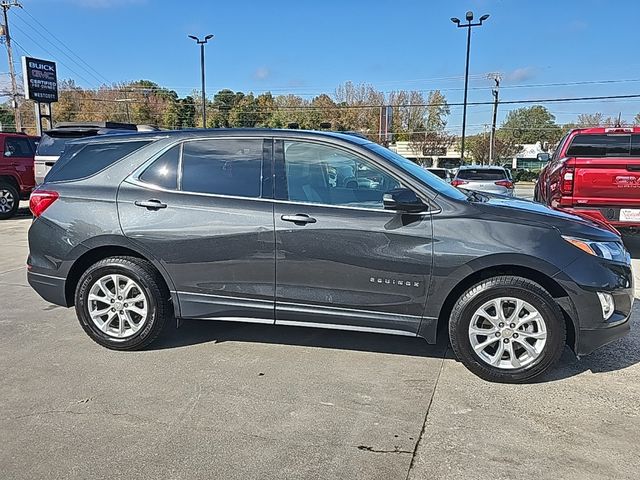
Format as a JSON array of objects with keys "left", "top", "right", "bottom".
[
  {"left": 188, "top": 34, "right": 213, "bottom": 128},
  {"left": 451, "top": 11, "right": 489, "bottom": 163}
]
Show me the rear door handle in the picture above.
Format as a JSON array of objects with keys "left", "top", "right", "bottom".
[
  {"left": 135, "top": 199, "right": 167, "bottom": 210},
  {"left": 281, "top": 214, "right": 317, "bottom": 225}
]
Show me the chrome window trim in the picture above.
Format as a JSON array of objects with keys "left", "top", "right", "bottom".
[
  {"left": 125, "top": 176, "right": 432, "bottom": 215},
  {"left": 125, "top": 136, "right": 439, "bottom": 215}
]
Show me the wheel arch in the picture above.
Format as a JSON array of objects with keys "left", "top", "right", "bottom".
[
  {"left": 0, "top": 174, "right": 20, "bottom": 191},
  {"left": 435, "top": 263, "right": 578, "bottom": 351},
  {"left": 64, "top": 239, "right": 180, "bottom": 317}
]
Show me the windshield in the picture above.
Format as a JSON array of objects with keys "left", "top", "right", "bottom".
[
  {"left": 36, "top": 132, "right": 97, "bottom": 157},
  {"left": 456, "top": 168, "right": 506, "bottom": 181},
  {"left": 365, "top": 143, "right": 468, "bottom": 200}
]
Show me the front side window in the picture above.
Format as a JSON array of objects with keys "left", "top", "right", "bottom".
[
  {"left": 4, "top": 137, "right": 33, "bottom": 157},
  {"left": 139, "top": 145, "right": 180, "bottom": 190},
  {"left": 181, "top": 139, "right": 263, "bottom": 197},
  {"left": 284, "top": 141, "right": 402, "bottom": 209},
  {"left": 566, "top": 134, "right": 631, "bottom": 157}
]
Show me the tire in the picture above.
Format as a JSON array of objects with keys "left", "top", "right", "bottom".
[
  {"left": 0, "top": 181, "right": 19, "bottom": 220},
  {"left": 74, "top": 256, "right": 171, "bottom": 350},
  {"left": 448, "top": 276, "right": 566, "bottom": 383}
]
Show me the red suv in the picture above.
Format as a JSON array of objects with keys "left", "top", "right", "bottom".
[
  {"left": 536, "top": 127, "right": 640, "bottom": 233},
  {"left": 0, "top": 133, "right": 38, "bottom": 219}
]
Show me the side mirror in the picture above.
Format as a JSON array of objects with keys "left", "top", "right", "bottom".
[
  {"left": 536, "top": 152, "right": 551, "bottom": 162},
  {"left": 383, "top": 188, "right": 427, "bottom": 213}
]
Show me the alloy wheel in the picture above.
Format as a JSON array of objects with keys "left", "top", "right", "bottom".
[
  {"left": 468, "top": 297, "right": 547, "bottom": 369},
  {"left": 87, "top": 274, "right": 149, "bottom": 339}
]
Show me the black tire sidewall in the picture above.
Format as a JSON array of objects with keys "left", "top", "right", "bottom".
[
  {"left": 450, "top": 281, "right": 565, "bottom": 382},
  {"left": 0, "top": 182, "right": 19, "bottom": 220},
  {"left": 75, "top": 261, "right": 160, "bottom": 349}
]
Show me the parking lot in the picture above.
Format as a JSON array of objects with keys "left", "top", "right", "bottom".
[{"left": 1, "top": 200, "right": 639, "bottom": 480}]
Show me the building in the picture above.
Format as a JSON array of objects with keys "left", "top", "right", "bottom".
[
  {"left": 389, "top": 141, "right": 462, "bottom": 169},
  {"left": 509, "top": 142, "right": 548, "bottom": 170}
]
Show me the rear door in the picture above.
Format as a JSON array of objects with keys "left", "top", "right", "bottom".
[
  {"left": 3, "top": 135, "right": 35, "bottom": 194},
  {"left": 273, "top": 139, "right": 432, "bottom": 335},
  {"left": 118, "top": 137, "right": 276, "bottom": 322},
  {"left": 569, "top": 133, "right": 640, "bottom": 208}
]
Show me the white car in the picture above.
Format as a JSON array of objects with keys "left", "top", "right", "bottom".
[{"left": 451, "top": 165, "right": 514, "bottom": 196}]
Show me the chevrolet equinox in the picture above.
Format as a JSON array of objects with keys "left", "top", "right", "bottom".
[{"left": 27, "top": 129, "right": 634, "bottom": 383}]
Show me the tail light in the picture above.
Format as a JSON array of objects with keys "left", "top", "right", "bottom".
[
  {"left": 495, "top": 180, "right": 514, "bottom": 189},
  {"left": 451, "top": 179, "right": 468, "bottom": 187},
  {"left": 560, "top": 167, "right": 574, "bottom": 195},
  {"left": 29, "top": 190, "right": 59, "bottom": 217}
]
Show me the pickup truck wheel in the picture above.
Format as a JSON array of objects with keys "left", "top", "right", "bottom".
[
  {"left": 74, "top": 256, "right": 171, "bottom": 350},
  {"left": 449, "top": 276, "right": 566, "bottom": 383},
  {"left": 0, "top": 181, "right": 19, "bottom": 220}
]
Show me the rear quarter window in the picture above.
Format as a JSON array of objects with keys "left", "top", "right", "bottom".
[{"left": 45, "top": 140, "right": 151, "bottom": 183}]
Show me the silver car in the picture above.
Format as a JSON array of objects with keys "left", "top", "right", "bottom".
[{"left": 452, "top": 165, "right": 514, "bottom": 196}]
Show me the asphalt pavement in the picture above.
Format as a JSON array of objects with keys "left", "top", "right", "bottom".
[{"left": 1, "top": 202, "right": 639, "bottom": 480}]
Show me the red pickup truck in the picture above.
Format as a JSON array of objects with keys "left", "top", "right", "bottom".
[
  {"left": 536, "top": 127, "right": 640, "bottom": 233},
  {"left": 0, "top": 133, "right": 38, "bottom": 220}
]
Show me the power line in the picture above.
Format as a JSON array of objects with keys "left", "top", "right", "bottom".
[
  {"left": 15, "top": 6, "right": 109, "bottom": 85},
  {"left": 8, "top": 20, "right": 99, "bottom": 87}
]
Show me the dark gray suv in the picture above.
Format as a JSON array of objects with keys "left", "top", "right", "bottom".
[{"left": 27, "top": 129, "right": 634, "bottom": 383}]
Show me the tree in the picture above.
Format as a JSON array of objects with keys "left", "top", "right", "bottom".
[
  {"left": 498, "top": 105, "right": 562, "bottom": 146},
  {"left": 466, "top": 133, "right": 519, "bottom": 165},
  {"left": 574, "top": 112, "right": 626, "bottom": 127},
  {"left": 407, "top": 90, "right": 453, "bottom": 161}
]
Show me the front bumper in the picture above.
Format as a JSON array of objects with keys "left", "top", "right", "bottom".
[{"left": 554, "top": 256, "right": 634, "bottom": 356}]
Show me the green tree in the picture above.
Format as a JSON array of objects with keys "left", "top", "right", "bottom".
[{"left": 498, "top": 105, "right": 562, "bottom": 146}]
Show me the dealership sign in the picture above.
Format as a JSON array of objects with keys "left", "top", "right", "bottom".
[{"left": 21, "top": 57, "right": 58, "bottom": 103}]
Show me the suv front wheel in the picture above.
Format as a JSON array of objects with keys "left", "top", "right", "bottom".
[
  {"left": 74, "top": 256, "right": 171, "bottom": 350},
  {"left": 449, "top": 276, "right": 566, "bottom": 383}
]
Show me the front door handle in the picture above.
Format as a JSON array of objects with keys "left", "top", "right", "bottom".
[
  {"left": 135, "top": 199, "right": 167, "bottom": 210},
  {"left": 281, "top": 214, "right": 317, "bottom": 225}
]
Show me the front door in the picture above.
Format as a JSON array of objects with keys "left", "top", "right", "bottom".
[
  {"left": 274, "top": 139, "right": 432, "bottom": 335},
  {"left": 118, "top": 137, "right": 275, "bottom": 322}
]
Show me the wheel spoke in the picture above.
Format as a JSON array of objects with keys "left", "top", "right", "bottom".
[
  {"left": 472, "top": 335, "right": 500, "bottom": 353},
  {"left": 518, "top": 329, "right": 546, "bottom": 340},
  {"left": 469, "top": 325, "right": 497, "bottom": 337},
  {"left": 489, "top": 342, "right": 506, "bottom": 366},
  {"left": 514, "top": 338, "right": 538, "bottom": 358},
  {"left": 506, "top": 342, "right": 521, "bottom": 368}
]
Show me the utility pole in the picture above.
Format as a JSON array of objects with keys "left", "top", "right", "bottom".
[
  {"left": 488, "top": 73, "right": 501, "bottom": 165},
  {"left": 1, "top": 1, "right": 22, "bottom": 132}
]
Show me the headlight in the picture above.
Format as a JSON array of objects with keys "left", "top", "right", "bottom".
[{"left": 562, "top": 236, "right": 630, "bottom": 263}]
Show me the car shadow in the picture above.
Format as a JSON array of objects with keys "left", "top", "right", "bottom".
[
  {"left": 151, "top": 319, "right": 448, "bottom": 359},
  {"left": 151, "top": 306, "right": 640, "bottom": 384}
]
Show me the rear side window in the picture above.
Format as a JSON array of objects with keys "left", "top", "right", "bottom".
[
  {"left": 46, "top": 140, "right": 151, "bottom": 183},
  {"left": 566, "top": 134, "right": 631, "bottom": 157},
  {"left": 4, "top": 137, "right": 34, "bottom": 157},
  {"left": 139, "top": 145, "right": 180, "bottom": 190},
  {"left": 181, "top": 139, "right": 263, "bottom": 197},
  {"left": 456, "top": 169, "right": 506, "bottom": 181}
]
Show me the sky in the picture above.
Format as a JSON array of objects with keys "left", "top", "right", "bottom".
[{"left": 8, "top": 0, "right": 640, "bottom": 134}]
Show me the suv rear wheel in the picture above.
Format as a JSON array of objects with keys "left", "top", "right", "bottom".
[
  {"left": 449, "top": 276, "right": 566, "bottom": 383},
  {"left": 74, "top": 256, "right": 171, "bottom": 350},
  {"left": 0, "top": 181, "right": 19, "bottom": 219}
]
